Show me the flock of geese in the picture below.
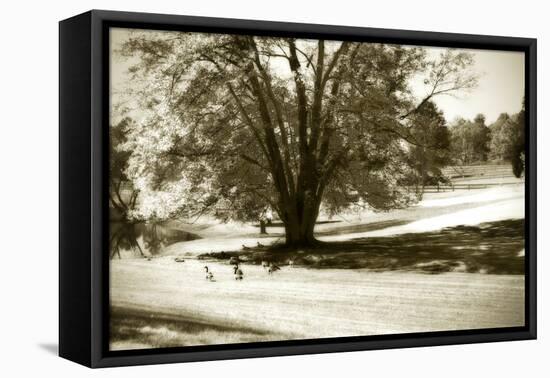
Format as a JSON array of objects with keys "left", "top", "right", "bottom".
[
  {"left": 203, "top": 260, "right": 282, "bottom": 282},
  {"left": 173, "top": 243, "right": 293, "bottom": 282}
]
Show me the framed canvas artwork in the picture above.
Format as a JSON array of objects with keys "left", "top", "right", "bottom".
[{"left": 59, "top": 10, "right": 536, "bottom": 368}]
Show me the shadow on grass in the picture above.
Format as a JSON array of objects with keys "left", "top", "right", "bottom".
[
  {"left": 254, "top": 219, "right": 342, "bottom": 228},
  {"left": 315, "top": 219, "right": 410, "bottom": 236},
  {"left": 200, "top": 219, "right": 525, "bottom": 275},
  {"left": 110, "top": 306, "right": 278, "bottom": 350}
]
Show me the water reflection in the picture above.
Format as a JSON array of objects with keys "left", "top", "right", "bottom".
[{"left": 110, "top": 222, "right": 201, "bottom": 259}]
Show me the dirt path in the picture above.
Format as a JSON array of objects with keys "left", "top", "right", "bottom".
[{"left": 110, "top": 258, "right": 524, "bottom": 350}]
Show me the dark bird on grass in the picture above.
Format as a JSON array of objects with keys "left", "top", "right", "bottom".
[
  {"left": 257, "top": 242, "right": 265, "bottom": 248},
  {"left": 204, "top": 266, "right": 215, "bottom": 281},
  {"left": 233, "top": 265, "right": 244, "bottom": 280},
  {"left": 268, "top": 264, "right": 281, "bottom": 274},
  {"left": 242, "top": 244, "right": 251, "bottom": 250}
]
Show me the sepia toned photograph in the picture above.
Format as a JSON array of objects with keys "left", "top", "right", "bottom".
[{"left": 108, "top": 27, "right": 526, "bottom": 351}]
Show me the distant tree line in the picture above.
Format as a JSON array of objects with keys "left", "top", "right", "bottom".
[{"left": 448, "top": 101, "right": 525, "bottom": 178}]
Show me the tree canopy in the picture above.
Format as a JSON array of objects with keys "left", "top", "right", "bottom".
[
  {"left": 449, "top": 114, "right": 491, "bottom": 165},
  {"left": 109, "top": 117, "right": 139, "bottom": 220},
  {"left": 113, "top": 31, "right": 477, "bottom": 246},
  {"left": 405, "top": 100, "right": 451, "bottom": 189},
  {"left": 488, "top": 103, "right": 525, "bottom": 177}
]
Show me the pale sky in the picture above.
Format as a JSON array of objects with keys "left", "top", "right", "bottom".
[
  {"left": 415, "top": 47, "right": 524, "bottom": 124},
  {"left": 111, "top": 28, "right": 525, "bottom": 125}
]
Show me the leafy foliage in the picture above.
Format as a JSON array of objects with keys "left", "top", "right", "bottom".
[
  {"left": 112, "top": 30, "right": 477, "bottom": 244},
  {"left": 489, "top": 105, "right": 525, "bottom": 177},
  {"left": 405, "top": 101, "right": 451, "bottom": 188},
  {"left": 110, "top": 117, "right": 139, "bottom": 219},
  {"left": 449, "top": 114, "right": 491, "bottom": 164}
]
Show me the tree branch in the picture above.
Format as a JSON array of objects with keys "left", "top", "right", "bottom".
[{"left": 248, "top": 37, "right": 296, "bottom": 196}]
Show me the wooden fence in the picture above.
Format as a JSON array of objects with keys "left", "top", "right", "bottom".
[{"left": 421, "top": 181, "right": 524, "bottom": 193}]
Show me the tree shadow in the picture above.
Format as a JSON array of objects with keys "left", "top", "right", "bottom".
[
  {"left": 110, "top": 306, "right": 281, "bottom": 349},
  {"left": 201, "top": 219, "right": 525, "bottom": 275},
  {"left": 315, "top": 219, "right": 410, "bottom": 236}
]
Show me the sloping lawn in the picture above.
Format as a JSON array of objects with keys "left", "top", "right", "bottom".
[{"left": 199, "top": 219, "right": 524, "bottom": 274}]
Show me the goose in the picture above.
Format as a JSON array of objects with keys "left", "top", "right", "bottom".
[
  {"left": 268, "top": 263, "right": 281, "bottom": 274},
  {"left": 242, "top": 244, "right": 251, "bottom": 250},
  {"left": 233, "top": 265, "right": 244, "bottom": 280},
  {"left": 204, "top": 266, "right": 215, "bottom": 281},
  {"left": 257, "top": 242, "right": 265, "bottom": 248}
]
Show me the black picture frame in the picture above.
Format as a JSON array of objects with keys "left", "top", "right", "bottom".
[{"left": 59, "top": 9, "right": 537, "bottom": 368}]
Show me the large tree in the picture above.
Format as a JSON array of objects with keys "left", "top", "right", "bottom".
[
  {"left": 489, "top": 104, "right": 526, "bottom": 177},
  {"left": 114, "top": 32, "right": 476, "bottom": 247},
  {"left": 488, "top": 113, "right": 512, "bottom": 161},
  {"left": 449, "top": 114, "right": 490, "bottom": 165},
  {"left": 109, "top": 117, "right": 139, "bottom": 221},
  {"left": 405, "top": 100, "right": 451, "bottom": 190},
  {"left": 472, "top": 113, "right": 491, "bottom": 162}
]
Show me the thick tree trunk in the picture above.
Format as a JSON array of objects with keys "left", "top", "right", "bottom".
[
  {"left": 284, "top": 220, "right": 317, "bottom": 247},
  {"left": 281, "top": 194, "right": 321, "bottom": 248}
]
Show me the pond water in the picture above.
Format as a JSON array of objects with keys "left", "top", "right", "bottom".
[{"left": 110, "top": 222, "right": 201, "bottom": 259}]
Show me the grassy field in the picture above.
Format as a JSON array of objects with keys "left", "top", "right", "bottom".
[
  {"left": 111, "top": 258, "right": 524, "bottom": 350},
  {"left": 160, "top": 185, "right": 524, "bottom": 254},
  {"left": 111, "top": 305, "right": 283, "bottom": 350},
  {"left": 110, "top": 185, "right": 525, "bottom": 351},
  {"left": 200, "top": 219, "right": 524, "bottom": 274}
]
